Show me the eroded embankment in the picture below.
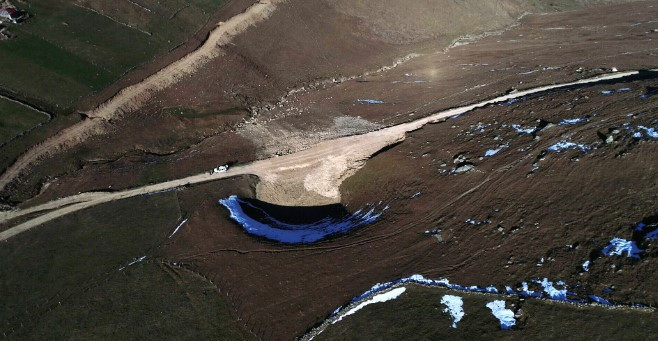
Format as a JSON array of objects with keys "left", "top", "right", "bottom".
[
  {"left": 0, "top": 69, "right": 654, "bottom": 241},
  {"left": 0, "top": 0, "right": 285, "bottom": 192}
]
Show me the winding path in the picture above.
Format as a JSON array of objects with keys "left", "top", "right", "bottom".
[
  {"left": 0, "top": 69, "right": 651, "bottom": 242},
  {"left": 0, "top": 0, "right": 285, "bottom": 192}
]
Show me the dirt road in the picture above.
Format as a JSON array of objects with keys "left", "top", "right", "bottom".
[
  {"left": 0, "top": 69, "right": 647, "bottom": 242},
  {"left": 0, "top": 0, "right": 285, "bottom": 193}
]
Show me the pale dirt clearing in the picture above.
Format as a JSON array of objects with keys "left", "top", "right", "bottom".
[
  {"left": 0, "top": 69, "right": 646, "bottom": 242},
  {"left": 0, "top": 0, "right": 286, "bottom": 193}
]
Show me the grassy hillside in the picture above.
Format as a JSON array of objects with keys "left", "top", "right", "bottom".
[
  {"left": 0, "top": 0, "right": 230, "bottom": 111},
  {"left": 8, "top": 263, "right": 247, "bottom": 340},
  {"left": 0, "top": 96, "right": 49, "bottom": 144},
  {"left": 0, "top": 191, "right": 247, "bottom": 339}
]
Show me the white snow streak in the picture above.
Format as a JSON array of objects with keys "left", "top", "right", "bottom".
[
  {"left": 332, "top": 287, "right": 406, "bottom": 324},
  {"left": 168, "top": 218, "right": 188, "bottom": 238}
]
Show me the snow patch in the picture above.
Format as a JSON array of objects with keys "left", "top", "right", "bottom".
[
  {"left": 547, "top": 141, "right": 590, "bottom": 153},
  {"left": 602, "top": 238, "right": 642, "bottom": 259},
  {"left": 601, "top": 87, "right": 631, "bottom": 95},
  {"left": 519, "top": 70, "right": 538, "bottom": 75},
  {"left": 119, "top": 255, "right": 147, "bottom": 271},
  {"left": 466, "top": 218, "right": 491, "bottom": 225},
  {"left": 440, "top": 295, "right": 465, "bottom": 328},
  {"left": 485, "top": 286, "right": 499, "bottom": 294},
  {"left": 558, "top": 117, "right": 589, "bottom": 125},
  {"left": 484, "top": 145, "right": 507, "bottom": 157},
  {"left": 486, "top": 300, "right": 516, "bottom": 330},
  {"left": 519, "top": 282, "right": 542, "bottom": 298},
  {"left": 636, "top": 125, "right": 658, "bottom": 138},
  {"left": 333, "top": 287, "right": 406, "bottom": 324},
  {"left": 127, "top": 256, "right": 146, "bottom": 266},
  {"left": 168, "top": 219, "right": 188, "bottom": 238},
  {"left": 536, "top": 278, "right": 567, "bottom": 300},
  {"left": 356, "top": 99, "right": 385, "bottom": 104},
  {"left": 511, "top": 124, "right": 535, "bottom": 134}
]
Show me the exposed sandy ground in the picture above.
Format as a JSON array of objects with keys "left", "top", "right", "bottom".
[
  {"left": 0, "top": 0, "right": 285, "bottom": 193},
  {"left": 0, "top": 70, "right": 644, "bottom": 241}
]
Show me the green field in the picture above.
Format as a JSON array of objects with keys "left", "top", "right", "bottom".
[
  {"left": 316, "top": 285, "right": 658, "bottom": 340},
  {"left": 8, "top": 263, "right": 247, "bottom": 340},
  {"left": 0, "top": 96, "right": 49, "bottom": 144},
  {"left": 0, "top": 0, "right": 230, "bottom": 111},
  {"left": 0, "top": 191, "right": 246, "bottom": 339}
]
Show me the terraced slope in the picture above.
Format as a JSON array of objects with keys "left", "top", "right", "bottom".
[{"left": 0, "top": 0, "right": 233, "bottom": 110}]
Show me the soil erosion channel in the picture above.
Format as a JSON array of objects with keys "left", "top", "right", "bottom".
[{"left": 0, "top": 69, "right": 652, "bottom": 241}]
